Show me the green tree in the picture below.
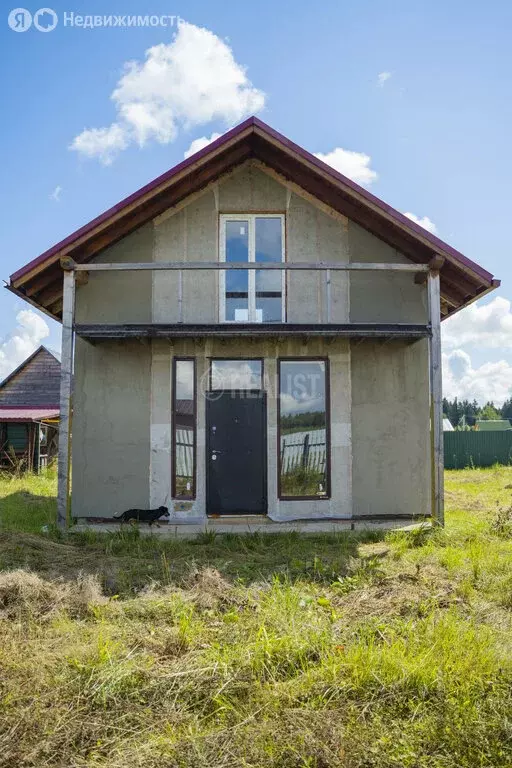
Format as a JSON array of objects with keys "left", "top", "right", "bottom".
[
  {"left": 501, "top": 398, "right": 512, "bottom": 421},
  {"left": 478, "top": 402, "right": 500, "bottom": 420}
]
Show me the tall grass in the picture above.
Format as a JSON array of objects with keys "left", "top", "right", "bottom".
[
  {"left": 0, "top": 466, "right": 511, "bottom": 766},
  {"left": 0, "top": 466, "right": 57, "bottom": 532}
]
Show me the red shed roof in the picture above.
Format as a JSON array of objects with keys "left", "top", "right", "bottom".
[
  {"left": 7, "top": 117, "right": 499, "bottom": 320},
  {"left": 0, "top": 407, "right": 59, "bottom": 422}
]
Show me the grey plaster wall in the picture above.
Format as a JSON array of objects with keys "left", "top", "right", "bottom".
[
  {"left": 153, "top": 191, "right": 218, "bottom": 323},
  {"left": 218, "top": 164, "right": 287, "bottom": 210},
  {"left": 75, "top": 224, "right": 153, "bottom": 324},
  {"left": 149, "top": 337, "right": 352, "bottom": 522},
  {"left": 286, "top": 193, "right": 349, "bottom": 323},
  {"left": 72, "top": 339, "right": 151, "bottom": 518},
  {"left": 71, "top": 160, "right": 430, "bottom": 522},
  {"left": 73, "top": 164, "right": 426, "bottom": 330},
  {"left": 152, "top": 163, "right": 350, "bottom": 324},
  {"left": 350, "top": 339, "right": 430, "bottom": 518},
  {"left": 348, "top": 221, "right": 427, "bottom": 323}
]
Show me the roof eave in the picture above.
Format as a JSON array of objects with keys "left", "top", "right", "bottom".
[{"left": 250, "top": 119, "right": 494, "bottom": 285}]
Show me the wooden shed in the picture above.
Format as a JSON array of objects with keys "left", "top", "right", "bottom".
[{"left": 0, "top": 346, "right": 60, "bottom": 472}]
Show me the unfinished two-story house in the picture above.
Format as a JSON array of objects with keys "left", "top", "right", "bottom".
[{"left": 7, "top": 118, "right": 498, "bottom": 530}]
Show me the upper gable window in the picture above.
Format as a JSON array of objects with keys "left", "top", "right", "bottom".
[{"left": 219, "top": 214, "right": 285, "bottom": 323}]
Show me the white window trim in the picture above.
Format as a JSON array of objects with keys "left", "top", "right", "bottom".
[{"left": 219, "top": 214, "right": 286, "bottom": 323}]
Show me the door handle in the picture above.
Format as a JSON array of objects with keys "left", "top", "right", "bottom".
[{"left": 211, "top": 450, "right": 221, "bottom": 454}]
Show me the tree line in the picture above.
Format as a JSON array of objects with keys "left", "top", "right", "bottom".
[{"left": 443, "top": 397, "right": 512, "bottom": 428}]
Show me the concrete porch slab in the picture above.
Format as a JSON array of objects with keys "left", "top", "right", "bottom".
[{"left": 71, "top": 516, "right": 431, "bottom": 537}]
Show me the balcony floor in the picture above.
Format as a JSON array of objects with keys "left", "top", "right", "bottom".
[{"left": 75, "top": 323, "right": 431, "bottom": 341}]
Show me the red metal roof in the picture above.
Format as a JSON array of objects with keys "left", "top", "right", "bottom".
[
  {"left": 9, "top": 116, "right": 495, "bottom": 285},
  {"left": 0, "top": 407, "right": 59, "bottom": 422},
  {"left": 7, "top": 116, "right": 499, "bottom": 320}
]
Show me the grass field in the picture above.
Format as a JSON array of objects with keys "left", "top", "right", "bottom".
[{"left": 0, "top": 467, "right": 511, "bottom": 767}]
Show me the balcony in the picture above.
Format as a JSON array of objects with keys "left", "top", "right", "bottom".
[{"left": 69, "top": 258, "right": 437, "bottom": 343}]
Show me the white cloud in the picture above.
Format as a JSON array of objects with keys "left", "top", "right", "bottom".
[
  {"left": 314, "top": 148, "right": 378, "bottom": 186},
  {"left": 443, "top": 348, "right": 512, "bottom": 406},
  {"left": 210, "top": 362, "right": 261, "bottom": 391},
  {"left": 70, "top": 21, "right": 265, "bottom": 165},
  {"left": 71, "top": 124, "right": 129, "bottom": 166},
  {"left": 442, "top": 296, "right": 512, "bottom": 350},
  {"left": 403, "top": 211, "right": 438, "bottom": 234},
  {"left": 0, "top": 310, "right": 50, "bottom": 382},
  {"left": 377, "top": 71, "right": 391, "bottom": 86},
  {"left": 280, "top": 393, "right": 324, "bottom": 415},
  {"left": 50, "top": 185, "right": 62, "bottom": 202},
  {"left": 184, "top": 132, "right": 221, "bottom": 159}
]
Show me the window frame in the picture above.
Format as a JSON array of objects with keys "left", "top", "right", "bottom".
[
  {"left": 277, "top": 357, "right": 331, "bottom": 501},
  {"left": 219, "top": 213, "right": 286, "bottom": 323},
  {"left": 171, "top": 357, "right": 197, "bottom": 500}
]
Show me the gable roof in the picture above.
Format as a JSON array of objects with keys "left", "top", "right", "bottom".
[
  {"left": 0, "top": 345, "right": 60, "bottom": 390},
  {"left": 0, "top": 346, "right": 61, "bottom": 410},
  {"left": 7, "top": 117, "right": 499, "bottom": 321}
]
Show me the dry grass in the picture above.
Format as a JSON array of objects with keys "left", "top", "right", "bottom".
[
  {"left": 0, "top": 569, "right": 105, "bottom": 620},
  {"left": 0, "top": 466, "right": 511, "bottom": 767}
]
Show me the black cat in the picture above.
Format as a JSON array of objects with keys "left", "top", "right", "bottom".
[{"left": 113, "top": 505, "right": 169, "bottom": 525}]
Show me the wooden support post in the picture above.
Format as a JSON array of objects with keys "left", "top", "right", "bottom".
[
  {"left": 428, "top": 269, "right": 444, "bottom": 526},
  {"left": 415, "top": 255, "right": 444, "bottom": 284},
  {"left": 57, "top": 266, "right": 75, "bottom": 529},
  {"left": 178, "top": 269, "right": 183, "bottom": 323}
]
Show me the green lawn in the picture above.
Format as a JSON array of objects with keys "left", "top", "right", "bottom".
[{"left": 0, "top": 467, "right": 511, "bottom": 767}]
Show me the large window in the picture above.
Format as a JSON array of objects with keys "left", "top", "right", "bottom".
[
  {"left": 278, "top": 360, "right": 330, "bottom": 499},
  {"left": 220, "top": 214, "right": 285, "bottom": 323},
  {"left": 172, "top": 359, "right": 196, "bottom": 499}
]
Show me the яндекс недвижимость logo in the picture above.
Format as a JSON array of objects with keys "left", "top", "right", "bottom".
[{"left": 8, "top": 7, "right": 58, "bottom": 32}]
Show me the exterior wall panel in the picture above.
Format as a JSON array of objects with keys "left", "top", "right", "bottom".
[
  {"left": 75, "top": 224, "right": 153, "bottom": 325},
  {"left": 348, "top": 221, "right": 427, "bottom": 324},
  {"left": 350, "top": 339, "right": 430, "bottom": 517},
  {"left": 72, "top": 339, "right": 151, "bottom": 518}
]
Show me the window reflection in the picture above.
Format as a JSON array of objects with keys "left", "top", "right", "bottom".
[
  {"left": 173, "top": 359, "right": 195, "bottom": 498},
  {"left": 211, "top": 360, "right": 262, "bottom": 390},
  {"left": 279, "top": 360, "right": 329, "bottom": 498},
  {"left": 225, "top": 220, "right": 249, "bottom": 321},
  {"left": 255, "top": 217, "right": 283, "bottom": 323}
]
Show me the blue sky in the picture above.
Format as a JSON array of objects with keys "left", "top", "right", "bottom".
[{"left": 1, "top": 0, "right": 511, "bottom": 402}]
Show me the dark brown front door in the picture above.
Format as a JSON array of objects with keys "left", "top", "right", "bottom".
[{"left": 206, "top": 391, "right": 267, "bottom": 515}]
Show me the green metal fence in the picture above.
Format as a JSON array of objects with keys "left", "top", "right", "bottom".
[{"left": 444, "top": 430, "right": 512, "bottom": 469}]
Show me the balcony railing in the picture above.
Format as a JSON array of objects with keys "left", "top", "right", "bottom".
[{"left": 66, "top": 257, "right": 433, "bottom": 331}]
